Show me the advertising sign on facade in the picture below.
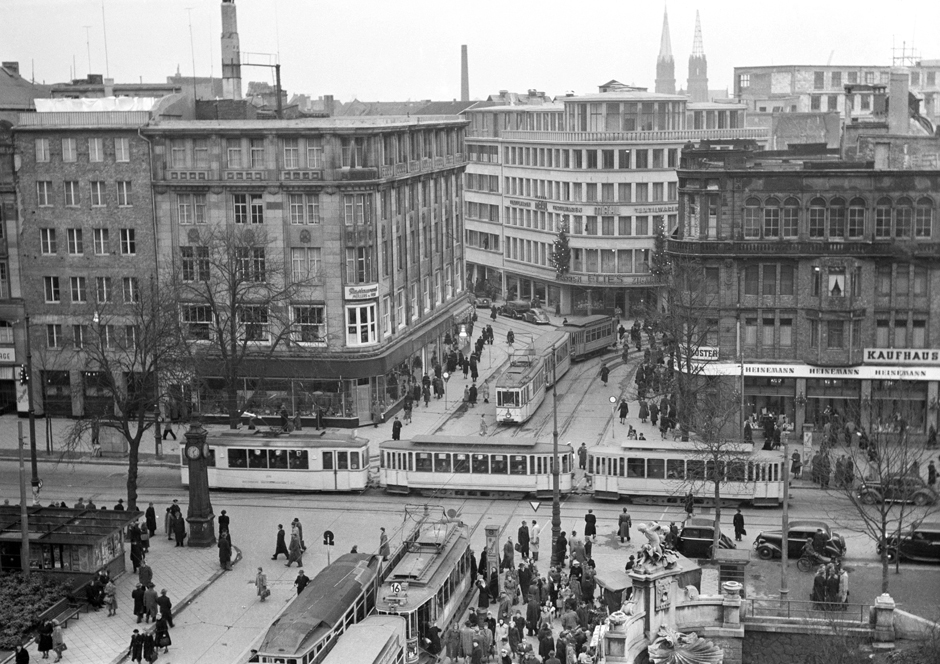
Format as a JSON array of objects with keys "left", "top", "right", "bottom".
[
  {"left": 864, "top": 348, "right": 940, "bottom": 365},
  {"left": 0, "top": 348, "right": 15, "bottom": 363},
  {"left": 344, "top": 284, "right": 379, "bottom": 301}
]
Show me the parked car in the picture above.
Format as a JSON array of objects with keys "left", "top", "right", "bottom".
[
  {"left": 501, "top": 300, "right": 532, "bottom": 319},
  {"left": 753, "top": 520, "right": 846, "bottom": 560},
  {"left": 523, "top": 308, "right": 551, "bottom": 325},
  {"left": 878, "top": 521, "right": 940, "bottom": 563},
  {"left": 678, "top": 518, "right": 736, "bottom": 558},
  {"left": 857, "top": 474, "right": 938, "bottom": 506},
  {"left": 471, "top": 294, "right": 492, "bottom": 309}
]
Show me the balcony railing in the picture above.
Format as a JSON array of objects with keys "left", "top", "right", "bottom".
[
  {"left": 479, "top": 127, "right": 768, "bottom": 143},
  {"left": 667, "top": 239, "right": 902, "bottom": 257}
]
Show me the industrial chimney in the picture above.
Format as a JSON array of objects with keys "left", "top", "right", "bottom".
[
  {"left": 461, "top": 45, "right": 469, "bottom": 103},
  {"left": 221, "top": 0, "right": 242, "bottom": 100}
]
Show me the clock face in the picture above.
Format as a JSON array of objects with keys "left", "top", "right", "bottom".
[{"left": 186, "top": 445, "right": 201, "bottom": 460}]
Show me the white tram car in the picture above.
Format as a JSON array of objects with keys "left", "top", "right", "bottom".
[
  {"left": 181, "top": 430, "right": 370, "bottom": 492},
  {"left": 589, "top": 439, "right": 785, "bottom": 507},
  {"left": 379, "top": 435, "right": 574, "bottom": 498},
  {"left": 495, "top": 330, "right": 571, "bottom": 424},
  {"left": 560, "top": 314, "right": 616, "bottom": 361}
]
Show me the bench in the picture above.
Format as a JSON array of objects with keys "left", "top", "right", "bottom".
[{"left": 56, "top": 604, "right": 83, "bottom": 629}]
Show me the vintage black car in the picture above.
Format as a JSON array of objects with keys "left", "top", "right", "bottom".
[
  {"left": 878, "top": 522, "right": 940, "bottom": 563},
  {"left": 857, "top": 474, "right": 938, "bottom": 506},
  {"left": 753, "top": 520, "right": 846, "bottom": 560},
  {"left": 678, "top": 518, "right": 736, "bottom": 558}
]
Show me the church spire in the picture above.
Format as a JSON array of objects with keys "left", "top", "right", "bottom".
[
  {"left": 692, "top": 10, "right": 704, "bottom": 57},
  {"left": 658, "top": 8, "right": 673, "bottom": 62},
  {"left": 655, "top": 7, "right": 676, "bottom": 95}
]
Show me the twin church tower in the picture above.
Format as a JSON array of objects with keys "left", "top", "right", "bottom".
[{"left": 655, "top": 9, "right": 709, "bottom": 103}]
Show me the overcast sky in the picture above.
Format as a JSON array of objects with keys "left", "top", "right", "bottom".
[{"left": 3, "top": 0, "right": 939, "bottom": 102}]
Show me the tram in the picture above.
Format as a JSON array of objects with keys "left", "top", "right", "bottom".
[
  {"left": 375, "top": 518, "right": 472, "bottom": 664},
  {"left": 320, "top": 615, "right": 406, "bottom": 664},
  {"left": 588, "top": 439, "right": 785, "bottom": 506},
  {"left": 181, "top": 430, "right": 370, "bottom": 492},
  {"left": 379, "top": 435, "right": 574, "bottom": 498},
  {"left": 252, "top": 553, "right": 382, "bottom": 664},
  {"left": 560, "top": 314, "right": 617, "bottom": 361},
  {"left": 495, "top": 329, "right": 571, "bottom": 424}
]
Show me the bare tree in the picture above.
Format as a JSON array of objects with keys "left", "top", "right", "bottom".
[
  {"left": 823, "top": 393, "right": 939, "bottom": 594},
  {"left": 167, "top": 225, "right": 313, "bottom": 428},
  {"left": 57, "top": 278, "right": 186, "bottom": 511}
]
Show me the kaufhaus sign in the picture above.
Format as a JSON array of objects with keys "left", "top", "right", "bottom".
[{"left": 864, "top": 348, "right": 940, "bottom": 365}]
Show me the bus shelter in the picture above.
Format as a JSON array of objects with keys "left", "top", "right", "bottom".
[{"left": 0, "top": 506, "right": 141, "bottom": 581}]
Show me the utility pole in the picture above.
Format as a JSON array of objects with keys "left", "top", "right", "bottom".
[
  {"left": 18, "top": 422, "right": 30, "bottom": 573},
  {"left": 550, "top": 345, "right": 561, "bottom": 567},
  {"left": 780, "top": 438, "right": 790, "bottom": 600},
  {"left": 24, "top": 314, "right": 41, "bottom": 503}
]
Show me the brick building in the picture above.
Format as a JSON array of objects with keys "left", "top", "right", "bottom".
[
  {"left": 463, "top": 85, "right": 765, "bottom": 317},
  {"left": 672, "top": 142, "right": 940, "bottom": 437},
  {"left": 143, "top": 115, "right": 469, "bottom": 426},
  {"left": 13, "top": 102, "right": 163, "bottom": 416}
]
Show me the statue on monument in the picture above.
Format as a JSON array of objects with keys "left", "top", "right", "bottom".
[
  {"left": 648, "top": 626, "right": 724, "bottom": 664},
  {"left": 635, "top": 522, "right": 678, "bottom": 573}
]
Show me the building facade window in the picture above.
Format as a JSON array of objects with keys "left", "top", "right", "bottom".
[
  {"left": 90, "top": 181, "right": 104, "bottom": 207},
  {"left": 44, "top": 276, "right": 60, "bottom": 303},
  {"left": 826, "top": 321, "right": 844, "bottom": 349},
  {"left": 120, "top": 229, "right": 136, "bottom": 255},
  {"left": 88, "top": 138, "right": 104, "bottom": 162},
  {"left": 249, "top": 138, "right": 265, "bottom": 169},
  {"left": 95, "top": 276, "right": 112, "bottom": 303},
  {"left": 283, "top": 138, "right": 299, "bottom": 169},
  {"left": 289, "top": 193, "right": 320, "bottom": 224},
  {"left": 345, "top": 303, "right": 377, "bottom": 346},
  {"left": 67, "top": 228, "right": 83, "bottom": 255},
  {"left": 36, "top": 181, "right": 52, "bottom": 206},
  {"left": 115, "top": 138, "right": 130, "bottom": 162},
  {"left": 240, "top": 305, "right": 269, "bottom": 342},
  {"left": 64, "top": 181, "right": 79, "bottom": 207},
  {"left": 116, "top": 181, "right": 131, "bottom": 206},
  {"left": 177, "top": 193, "right": 207, "bottom": 224},
  {"left": 40, "top": 228, "right": 57, "bottom": 254},
  {"left": 182, "top": 305, "right": 212, "bottom": 340},
  {"left": 293, "top": 305, "right": 326, "bottom": 344},
  {"left": 291, "top": 247, "right": 321, "bottom": 279},
  {"left": 35, "top": 138, "right": 50, "bottom": 162},
  {"left": 46, "top": 324, "right": 63, "bottom": 348},
  {"left": 70, "top": 276, "right": 86, "bottom": 303},
  {"left": 233, "top": 193, "right": 264, "bottom": 224},
  {"left": 93, "top": 228, "right": 109, "bottom": 255},
  {"left": 227, "top": 139, "right": 242, "bottom": 168},
  {"left": 62, "top": 138, "right": 76, "bottom": 162},
  {"left": 123, "top": 277, "right": 140, "bottom": 303},
  {"left": 181, "top": 246, "right": 210, "bottom": 282}
]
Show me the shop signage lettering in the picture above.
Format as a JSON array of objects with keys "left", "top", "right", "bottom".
[
  {"left": 0, "top": 348, "right": 14, "bottom": 363},
  {"left": 344, "top": 284, "right": 379, "bottom": 301},
  {"left": 872, "top": 368, "right": 928, "bottom": 378},
  {"left": 635, "top": 205, "right": 678, "bottom": 214},
  {"left": 745, "top": 366, "right": 796, "bottom": 375},
  {"left": 864, "top": 348, "right": 940, "bottom": 365},
  {"left": 693, "top": 361, "right": 940, "bottom": 381},
  {"left": 691, "top": 347, "right": 720, "bottom": 361},
  {"left": 807, "top": 367, "right": 861, "bottom": 376},
  {"left": 593, "top": 205, "right": 620, "bottom": 215},
  {"left": 509, "top": 199, "right": 532, "bottom": 208},
  {"left": 555, "top": 274, "right": 660, "bottom": 286},
  {"left": 551, "top": 204, "right": 583, "bottom": 214}
]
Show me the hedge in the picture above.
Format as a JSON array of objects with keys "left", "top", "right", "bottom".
[{"left": 0, "top": 573, "right": 74, "bottom": 650}]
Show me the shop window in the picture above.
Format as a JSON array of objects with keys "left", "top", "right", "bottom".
[{"left": 744, "top": 198, "right": 761, "bottom": 238}]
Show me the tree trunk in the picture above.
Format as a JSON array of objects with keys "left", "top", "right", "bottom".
[
  {"left": 712, "top": 480, "right": 721, "bottom": 561},
  {"left": 127, "top": 438, "right": 140, "bottom": 513},
  {"left": 226, "top": 383, "right": 240, "bottom": 429}
]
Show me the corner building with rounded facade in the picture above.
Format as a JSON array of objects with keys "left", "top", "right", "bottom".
[{"left": 463, "top": 86, "right": 764, "bottom": 316}]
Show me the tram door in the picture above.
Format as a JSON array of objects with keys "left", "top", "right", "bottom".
[{"left": 322, "top": 451, "right": 351, "bottom": 490}]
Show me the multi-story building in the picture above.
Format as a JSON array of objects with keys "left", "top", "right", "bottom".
[
  {"left": 144, "top": 115, "right": 469, "bottom": 426},
  {"left": 13, "top": 100, "right": 164, "bottom": 417},
  {"left": 734, "top": 63, "right": 940, "bottom": 127},
  {"left": 464, "top": 87, "right": 764, "bottom": 317},
  {"left": 672, "top": 138, "right": 940, "bottom": 438}
]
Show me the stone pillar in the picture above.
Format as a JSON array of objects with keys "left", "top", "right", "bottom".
[
  {"left": 184, "top": 422, "right": 216, "bottom": 547},
  {"left": 872, "top": 593, "right": 896, "bottom": 646},
  {"left": 721, "top": 581, "right": 743, "bottom": 627},
  {"left": 795, "top": 378, "right": 807, "bottom": 432},
  {"left": 860, "top": 380, "right": 873, "bottom": 433}
]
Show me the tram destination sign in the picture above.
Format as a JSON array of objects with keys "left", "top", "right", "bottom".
[{"left": 864, "top": 348, "right": 940, "bottom": 365}]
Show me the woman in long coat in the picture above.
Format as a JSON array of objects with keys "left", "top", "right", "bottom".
[
  {"left": 476, "top": 575, "right": 490, "bottom": 609},
  {"left": 37, "top": 619, "right": 54, "bottom": 658},
  {"left": 825, "top": 565, "right": 840, "bottom": 609},
  {"left": 444, "top": 624, "right": 461, "bottom": 661},
  {"left": 218, "top": 532, "right": 232, "bottom": 570},
  {"left": 172, "top": 512, "right": 186, "bottom": 547},
  {"left": 142, "top": 632, "right": 156, "bottom": 663},
  {"left": 51, "top": 620, "right": 65, "bottom": 662},
  {"left": 165, "top": 507, "right": 174, "bottom": 539},
  {"left": 145, "top": 503, "right": 157, "bottom": 537},
  {"left": 286, "top": 532, "right": 304, "bottom": 567},
  {"left": 155, "top": 616, "right": 172, "bottom": 653}
]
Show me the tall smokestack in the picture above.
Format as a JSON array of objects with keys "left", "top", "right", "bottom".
[
  {"left": 888, "top": 68, "right": 910, "bottom": 135},
  {"left": 460, "top": 45, "right": 469, "bottom": 103},
  {"left": 221, "top": 0, "right": 242, "bottom": 100}
]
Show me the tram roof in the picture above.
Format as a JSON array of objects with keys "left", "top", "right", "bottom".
[
  {"left": 256, "top": 553, "right": 380, "bottom": 658},
  {"left": 321, "top": 615, "right": 405, "bottom": 663},
  {"left": 592, "top": 440, "right": 783, "bottom": 456},
  {"left": 560, "top": 314, "right": 612, "bottom": 329},
  {"left": 377, "top": 520, "right": 470, "bottom": 611},
  {"left": 381, "top": 435, "right": 571, "bottom": 453},
  {"left": 533, "top": 330, "right": 570, "bottom": 353},
  {"left": 207, "top": 430, "right": 369, "bottom": 449}
]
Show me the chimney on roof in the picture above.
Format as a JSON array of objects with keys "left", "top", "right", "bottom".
[
  {"left": 221, "top": 0, "right": 242, "bottom": 100},
  {"left": 323, "top": 94, "right": 334, "bottom": 116},
  {"left": 887, "top": 68, "right": 910, "bottom": 135},
  {"left": 461, "top": 45, "right": 469, "bottom": 102},
  {"left": 2, "top": 62, "right": 19, "bottom": 75},
  {"left": 104, "top": 78, "right": 114, "bottom": 97}
]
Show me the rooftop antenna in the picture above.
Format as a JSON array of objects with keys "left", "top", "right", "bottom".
[
  {"left": 186, "top": 8, "right": 198, "bottom": 100},
  {"left": 83, "top": 26, "right": 92, "bottom": 74},
  {"left": 101, "top": 1, "right": 111, "bottom": 77}
]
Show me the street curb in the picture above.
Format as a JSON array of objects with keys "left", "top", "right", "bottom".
[
  {"left": 0, "top": 452, "right": 180, "bottom": 470},
  {"left": 106, "top": 544, "right": 243, "bottom": 664}
]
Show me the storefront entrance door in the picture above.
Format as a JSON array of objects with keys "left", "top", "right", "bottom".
[{"left": 357, "top": 382, "right": 372, "bottom": 425}]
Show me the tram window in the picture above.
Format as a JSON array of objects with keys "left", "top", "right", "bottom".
[
  {"left": 666, "top": 459, "right": 684, "bottom": 479},
  {"left": 289, "top": 450, "right": 309, "bottom": 470},
  {"left": 727, "top": 461, "right": 746, "bottom": 482},
  {"left": 687, "top": 460, "right": 705, "bottom": 480},
  {"left": 627, "top": 458, "right": 645, "bottom": 478},
  {"left": 563, "top": 454, "right": 571, "bottom": 473},
  {"left": 416, "top": 453, "right": 433, "bottom": 472},
  {"left": 349, "top": 452, "right": 360, "bottom": 469},
  {"left": 435, "top": 453, "right": 452, "bottom": 473},
  {"left": 472, "top": 454, "right": 489, "bottom": 473},
  {"left": 381, "top": 451, "right": 387, "bottom": 469},
  {"left": 205, "top": 448, "right": 216, "bottom": 467},
  {"left": 454, "top": 454, "right": 470, "bottom": 473},
  {"left": 498, "top": 391, "right": 518, "bottom": 407},
  {"left": 647, "top": 458, "right": 665, "bottom": 479},
  {"left": 588, "top": 456, "right": 595, "bottom": 474},
  {"left": 268, "top": 449, "right": 288, "bottom": 469},
  {"left": 248, "top": 449, "right": 268, "bottom": 468},
  {"left": 337, "top": 451, "right": 348, "bottom": 469},
  {"left": 491, "top": 455, "right": 508, "bottom": 474},
  {"left": 509, "top": 455, "right": 528, "bottom": 475},
  {"left": 322, "top": 451, "right": 334, "bottom": 470},
  {"left": 228, "top": 449, "right": 247, "bottom": 468},
  {"left": 771, "top": 463, "right": 778, "bottom": 481}
]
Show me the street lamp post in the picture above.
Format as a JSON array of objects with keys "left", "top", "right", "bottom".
[
  {"left": 550, "top": 345, "right": 561, "bottom": 568},
  {"left": 23, "top": 314, "right": 40, "bottom": 503},
  {"left": 442, "top": 372, "right": 450, "bottom": 410}
]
